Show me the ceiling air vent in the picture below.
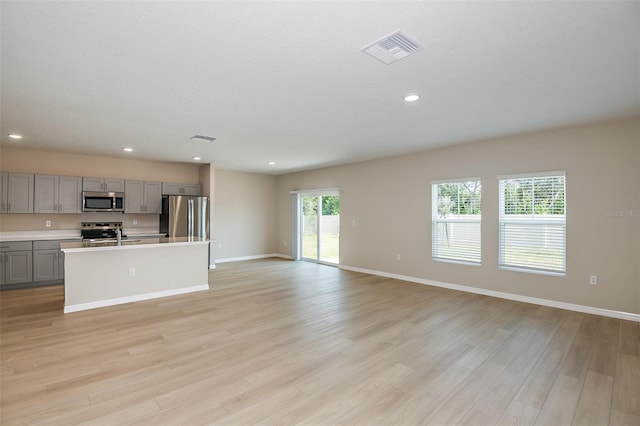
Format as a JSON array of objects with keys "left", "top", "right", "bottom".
[
  {"left": 362, "top": 30, "right": 422, "bottom": 65},
  {"left": 190, "top": 135, "right": 217, "bottom": 142}
]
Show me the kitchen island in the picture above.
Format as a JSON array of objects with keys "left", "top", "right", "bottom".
[{"left": 61, "top": 237, "right": 209, "bottom": 313}]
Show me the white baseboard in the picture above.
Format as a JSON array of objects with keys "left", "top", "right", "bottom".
[
  {"left": 64, "top": 284, "right": 210, "bottom": 314},
  {"left": 339, "top": 264, "right": 640, "bottom": 322},
  {"left": 215, "top": 253, "right": 292, "bottom": 263}
]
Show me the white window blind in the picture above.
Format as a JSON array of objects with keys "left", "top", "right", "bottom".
[
  {"left": 432, "top": 179, "right": 481, "bottom": 264},
  {"left": 498, "top": 172, "right": 566, "bottom": 275}
]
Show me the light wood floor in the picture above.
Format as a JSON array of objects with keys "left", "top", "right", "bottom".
[{"left": 1, "top": 259, "right": 638, "bottom": 425}]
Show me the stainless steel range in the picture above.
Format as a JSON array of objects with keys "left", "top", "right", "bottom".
[{"left": 80, "top": 222, "right": 126, "bottom": 242}]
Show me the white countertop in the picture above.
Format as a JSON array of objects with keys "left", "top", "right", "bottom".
[
  {"left": 61, "top": 237, "right": 209, "bottom": 253},
  {"left": 0, "top": 228, "right": 164, "bottom": 242},
  {"left": 0, "top": 230, "right": 82, "bottom": 242}
]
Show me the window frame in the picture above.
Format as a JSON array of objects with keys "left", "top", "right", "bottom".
[
  {"left": 498, "top": 171, "right": 566, "bottom": 276},
  {"left": 431, "top": 177, "right": 482, "bottom": 266}
]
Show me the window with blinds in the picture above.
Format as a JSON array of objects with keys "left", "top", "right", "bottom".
[
  {"left": 498, "top": 172, "right": 566, "bottom": 275},
  {"left": 432, "top": 179, "right": 481, "bottom": 264}
]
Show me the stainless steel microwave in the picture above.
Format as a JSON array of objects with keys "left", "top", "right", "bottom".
[{"left": 82, "top": 192, "right": 125, "bottom": 212}]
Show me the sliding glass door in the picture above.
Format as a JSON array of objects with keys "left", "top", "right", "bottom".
[
  {"left": 301, "top": 195, "right": 319, "bottom": 260},
  {"left": 300, "top": 192, "right": 339, "bottom": 265}
]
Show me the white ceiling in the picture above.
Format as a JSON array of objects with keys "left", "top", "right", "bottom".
[{"left": 1, "top": 1, "right": 638, "bottom": 174}]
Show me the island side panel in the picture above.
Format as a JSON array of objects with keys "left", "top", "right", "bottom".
[{"left": 64, "top": 244, "right": 208, "bottom": 309}]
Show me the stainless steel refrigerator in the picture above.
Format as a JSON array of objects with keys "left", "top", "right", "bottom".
[{"left": 159, "top": 196, "right": 209, "bottom": 239}]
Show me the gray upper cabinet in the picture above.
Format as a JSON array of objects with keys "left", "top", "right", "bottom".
[
  {"left": 105, "top": 179, "right": 125, "bottom": 192},
  {"left": 59, "top": 176, "right": 83, "bottom": 213},
  {"left": 34, "top": 175, "right": 82, "bottom": 214},
  {"left": 0, "top": 172, "right": 7, "bottom": 213},
  {"left": 83, "top": 177, "right": 125, "bottom": 192},
  {"left": 183, "top": 184, "right": 202, "bottom": 196},
  {"left": 4, "top": 173, "right": 34, "bottom": 213},
  {"left": 125, "top": 180, "right": 162, "bottom": 214},
  {"left": 124, "top": 180, "right": 144, "bottom": 213},
  {"left": 162, "top": 182, "right": 202, "bottom": 196},
  {"left": 161, "top": 182, "right": 182, "bottom": 195},
  {"left": 34, "top": 175, "right": 57, "bottom": 213},
  {"left": 145, "top": 181, "right": 162, "bottom": 213}
]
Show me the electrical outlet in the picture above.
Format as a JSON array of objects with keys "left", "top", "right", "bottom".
[
  {"left": 352, "top": 219, "right": 357, "bottom": 226},
  {"left": 129, "top": 267, "right": 136, "bottom": 277},
  {"left": 45, "top": 220, "right": 52, "bottom": 228},
  {"left": 589, "top": 275, "right": 597, "bottom": 285},
  {"left": 283, "top": 241, "right": 287, "bottom": 246},
  {"left": 218, "top": 243, "right": 222, "bottom": 248},
  {"left": 133, "top": 219, "right": 138, "bottom": 225},
  {"left": 396, "top": 253, "right": 401, "bottom": 260}
]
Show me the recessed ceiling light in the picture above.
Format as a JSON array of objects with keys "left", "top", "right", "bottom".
[
  {"left": 8, "top": 133, "right": 23, "bottom": 139},
  {"left": 403, "top": 93, "right": 420, "bottom": 102},
  {"left": 122, "top": 147, "right": 133, "bottom": 152},
  {"left": 267, "top": 161, "right": 276, "bottom": 166},
  {"left": 192, "top": 156, "right": 201, "bottom": 161}
]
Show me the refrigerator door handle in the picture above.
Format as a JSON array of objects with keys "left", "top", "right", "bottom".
[{"left": 188, "top": 198, "right": 194, "bottom": 239}]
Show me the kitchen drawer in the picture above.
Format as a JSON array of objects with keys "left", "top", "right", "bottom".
[{"left": 0, "top": 241, "right": 32, "bottom": 252}]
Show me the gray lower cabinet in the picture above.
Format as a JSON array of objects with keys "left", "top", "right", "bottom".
[
  {"left": 0, "top": 240, "right": 76, "bottom": 288},
  {"left": 33, "top": 249, "right": 58, "bottom": 281},
  {"left": 0, "top": 242, "right": 33, "bottom": 286},
  {"left": 33, "top": 240, "right": 69, "bottom": 282},
  {"left": 33, "top": 241, "right": 64, "bottom": 281}
]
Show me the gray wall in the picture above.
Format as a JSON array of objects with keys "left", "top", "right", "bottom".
[
  {"left": 276, "top": 118, "right": 640, "bottom": 314},
  {"left": 212, "top": 169, "right": 277, "bottom": 260}
]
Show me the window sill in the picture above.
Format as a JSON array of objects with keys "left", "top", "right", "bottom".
[
  {"left": 433, "top": 258, "right": 481, "bottom": 267},
  {"left": 500, "top": 266, "right": 565, "bottom": 277}
]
